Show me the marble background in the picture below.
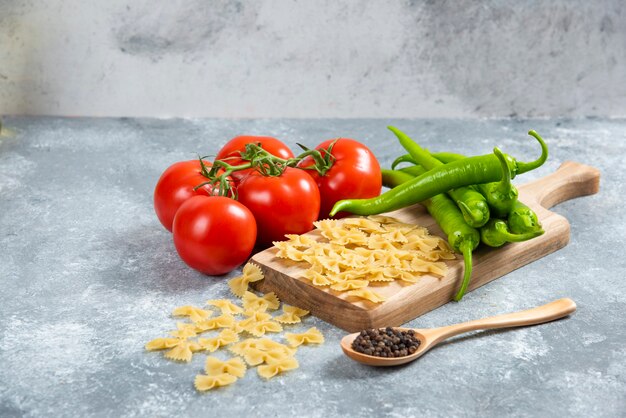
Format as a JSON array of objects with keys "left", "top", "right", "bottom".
[{"left": 1, "top": 0, "right": 625, "bottom": 118}]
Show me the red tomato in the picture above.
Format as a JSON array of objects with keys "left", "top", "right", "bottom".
[
  {"left": 154, "top": 160, "right": 230, "bottom": 232},
  {"left": 297, "top": 138, "right": 381, "bottom": 219},
  {"left": 237, "top": 167, "right": 320, "bottom": 248},
  {"left": 172, "top": 196, "right": 257, "bottom": 275},
  {"left": 215, "top": 136, "right": 295, "bottom": 182}
]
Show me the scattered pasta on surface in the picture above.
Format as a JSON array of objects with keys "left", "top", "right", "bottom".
[
  {"left": 204, "top": 356, "right": 247, "bottom": 378},
  {"left": 257, "top": 357, "right": 299, "bottom": 380},
  {"left": 207, "top": 299, "right": 244, "bottom": 315},
  {"left": 274, "top": 305, "right": 310, "bottom": 324},
  {"left": 194, "top": 373, "right": 238, "bottom": 391},
  {"left": 164, "top": 340, "right": 202, "bottom": 363},
  {"left": 198, "top": 329, "right": 240, "bottom": 352},
  {"left": 172, "top": 305, "right": 213, "bottom": 323},
  {"left": 145, "top": 264, "right": 323, "bottom": 391},
  {"left": 228, "top": 263, "right": 265, "bottom": 297},
  {"left": 284, "top": 327, "right": 325, "bottom": 347},
  {"left": 194, "top": 314, "right": 236, "bottom": 332},
  {"left": 242, "top": 291, "right": 280, "bottom": 312}
]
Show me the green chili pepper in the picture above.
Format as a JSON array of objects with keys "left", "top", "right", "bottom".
[
  {"left": 507, "top": 200, "right": 543, "bottom": 235},
  {"left": 391, "top": 152, "right": 465, "bottom": 169},
  {"left": 381, "top": 168, "right": 417, "bottom": 188},
  {"left": 423, "top": 194, "right": 479, "bottom": 301},
  {"left": 388, "top": 126, "right": 490, "bottom": 228},
  {"left": 480, "top": 218, "right": 544, "bottom": 248},
  {"left": 475, "top": 147, "right": 519, "bottom": 218},
  {"left": 330, "top": 130, "right": 548, "bottom": 217}
]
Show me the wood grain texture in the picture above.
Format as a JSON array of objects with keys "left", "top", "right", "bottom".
[{"left": 251, "top": 161, "right": 600, "bottom": 332}]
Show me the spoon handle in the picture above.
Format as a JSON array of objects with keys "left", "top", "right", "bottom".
[{"left": 425, "top": 298, "right": 576, "bottom": 343}]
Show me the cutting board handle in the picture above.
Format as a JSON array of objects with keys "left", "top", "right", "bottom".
[{"left": 521, "top": 161, "right": 600, "bottom": 209}]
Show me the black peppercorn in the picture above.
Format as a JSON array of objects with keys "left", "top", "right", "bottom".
[{"left": 351, "top": 327, "right": 421, "bottom": 358}]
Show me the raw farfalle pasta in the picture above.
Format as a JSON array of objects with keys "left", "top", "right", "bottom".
[
  {"left": 194, "top": 373, "right": 238, "bottom": 391},
  {"left": 274, "top": 305, "right": 310, "bottom": 324},
  {"left": 207, "top": 299, "right": 244, "bottom": 315},
  {"left": 257, "top": 357, "right": 299, "bottom": 379},
  {"left": 241, "top": 347, "right": 291, "bottom": 366},
  {"left": 195, "top": 314, "right": 236, "bottom": 332},
  {"left": 146, "top": 262, "right": 324, "bottom": 391},
  {"left": 164, "top": 340, "right": 202, "bottom": 362},
  {"left": 204, "top": 356, "right": 247, "bottom": 378},
  {"left": 169, "top": 322, "right": 199, "bottom": 339},
  {"left": 198, "top": 329, "right": 240, "bottom": 352},
  {"left": 242, "top": 291, "right": 280, "bottom": 312},
  {"left": 347, "top": 289, "right": 387, "bottom": 303},
  {"left": 172, "top": 305, "right": 213, "bottom": 323},
  {"left": 284, "top": 327, "right": 325, "bottom": 347},
  {"left": 273, "top": 215, "right": 453, "bottom": 302},
  {"left": 330, "top": 279, "right": 369, "bottom": 291},
  {"left": 228, "top": 263, "right": 264, "bottom": 297}
]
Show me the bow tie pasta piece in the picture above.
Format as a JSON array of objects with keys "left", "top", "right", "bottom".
[
  {"left": 172, "top": 305, "right": 213, "bottom": 323},
  {"left": 228, "top": 338, "right": 260, "bottom": 356},
  {"left": 274, "top": 305, "right": 310, "bottom": 324},
  {"left": 301, "top": 268, "right": 333, "bottom": 287},
  {"left": 346, "top": 289, "right": 387, "bottom": 304},
  {"left": 198, "top": 329, "right": 240, "bottom": 352},
  {"left": 284, "top": 327, "right": 325, "bottom": 347},
  {"left": 228, "top": 263, "right": 264, "bottom": 297},
  {"left": 243, "top": 347, "right": 295, "bottom": 367},
  {"left": 194, "top": 373, "right": 238, "bottom": 391},
  {"left": 254, "top": 338, "right": 297, "bottom": 356},
  {"left": 207, "top": 299, "right": 244, "bottom": 315},
  {"left": 145, "top": 337, "right": 180, "bottom": 351},
  {"left": 367, "top": 234, "right": 399, "bottom": 251},
  {"left": 367, "top": 270, "right": 396, "bottom": 282},
  {"left": 169, "top": 322, "right": 199, "bottom": 339},
  {"left": 164, "top": 340, "right": 202, "bottom": 362},
  {"left": 257, "top": 357, "right": 299, "bottom": 380},
  {"left": 313, "top": 219, "right": 339, "bottom": 234},
  {"left": 344, "top": 217, "right": 387, "bottom": 233},
  {"left": 330, "top": 279, "right": 369, "bottom": 291},
  {"left": 246, "top": 320, "right": 283, "bottom": 337},
  {"left": 195, "top": 314, "right": 237, "bottom": 332},
  {"left": 283, "top": 234, "right": 317, "bottom": 247},
  {"left": 204, "top": 356, "right": 246, "bottom": 378},
  {"left": 381, "top": 229, "right": 409, "bottom": 244},
  {"left": 242, "top": 291, "right": 280, "bottom": 312}
]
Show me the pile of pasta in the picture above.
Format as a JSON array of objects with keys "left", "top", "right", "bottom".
[
  {"left": 273, "top": 215, "right": 455, "bottom": 303},
  {"left": 145, "top": 263, "right": 324, "bottom": 391}
]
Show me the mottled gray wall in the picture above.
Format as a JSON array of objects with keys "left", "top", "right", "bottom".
[{"left": 0, "top": 0, "right": 624, "bottom": 118}]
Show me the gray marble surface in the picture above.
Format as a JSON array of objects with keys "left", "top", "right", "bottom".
[{"left": 0, "top": 117, "right": 624, "bottom": 417}]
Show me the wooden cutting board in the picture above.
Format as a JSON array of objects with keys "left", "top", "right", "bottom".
[{"left": 251, "top": 161, "right": 600, "bottom": 332}]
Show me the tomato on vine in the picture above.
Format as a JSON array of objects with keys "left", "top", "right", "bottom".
[
  {"left": 154, "top": 159, "right": 231, "bottom": 232},
  {"left": 172, "top": 196, "right": 257, "bottom": 275},
  {"left": 297, "top": 138, "right": 382, "bottom": 219},
  {"left": 237, "top": 167, "right": 320, "bottom": 248},
  {"left": 215, "top": 136, "right": 295, "bottom": 182}
]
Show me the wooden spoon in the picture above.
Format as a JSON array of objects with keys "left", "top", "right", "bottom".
[{"left": 340, "top": 298, "right": 576, "bottom": 366}]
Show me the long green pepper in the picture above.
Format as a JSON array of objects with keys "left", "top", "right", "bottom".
[
  {"left": 388, "top": 126, "right": 490, "bottom": 228},
  {"left": 330, "top": 130, "right": 548, "bottom": 217}
]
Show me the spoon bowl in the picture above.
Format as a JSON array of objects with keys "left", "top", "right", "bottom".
[{"left": 341, "top": 298, "right": 576, "bottom": 367}]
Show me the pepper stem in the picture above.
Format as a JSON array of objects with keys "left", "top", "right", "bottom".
[
  {"left": 493, "top": 147, "right": 514, "bottom": 194},
  {"left": 496, "top": 223, "right": 545, "bottom": 242},
  {"left": 515, "top": 130, "right": 549, "bottom": 174},
  {"left": 457, "top": 201, "right": 485, "bottom": 225},
  {"left": 453, "top": 243, "right": 473, "bottom": 302}
]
